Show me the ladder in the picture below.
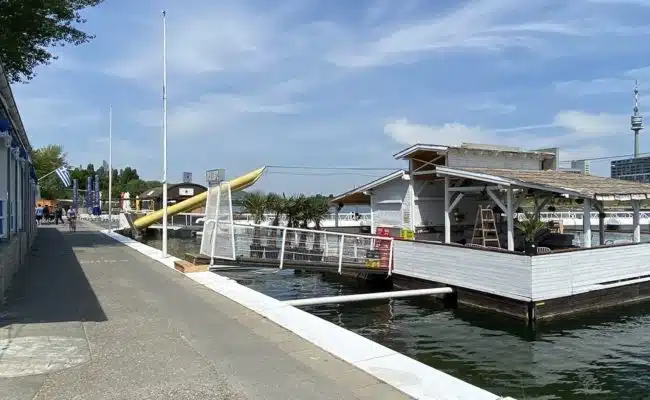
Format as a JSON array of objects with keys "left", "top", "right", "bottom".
[{"left": 471, "top": 206, "right": 501, "bottom": 247}]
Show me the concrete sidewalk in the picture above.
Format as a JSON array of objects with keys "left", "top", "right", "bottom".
[{"left": 0, "top": 223, "right": 411, "bottom": 400}]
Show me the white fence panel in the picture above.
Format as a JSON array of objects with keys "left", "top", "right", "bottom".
[
  {"left": 199, "top": 182, "right": 235, "bottom": 260},
  {"left": 392, "top": 240, "right": 533, "bottom": 301},
  {"left": 531, "top": 243, "right": 650, "bottom": 300}
]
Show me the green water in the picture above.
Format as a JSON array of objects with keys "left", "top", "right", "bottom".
[{"left": 142, "top": 234, "right": 650, "bottom": 399}]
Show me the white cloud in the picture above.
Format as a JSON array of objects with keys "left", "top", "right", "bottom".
[
  {"left": 554, "top": 65, "right": 650, "bottom": 96},
  {"left": 105, "top": 6, "right": 275, "bottom": 82},
  {"left": 384, "top": 118, "right": 494, "bottom": 146},
  {"left": 326, "top": 0, "right": 641, "bottom": 69},
  {"left": 136, "top": 92, "right": 302, "bottom": 136},
  {"left": 11, "top": 96, "right": 102, "bottom": 147},
  {"left": 383, "top": 110, "right": 629, "bottom": 167},
  {"left": 467, "top": 102, "right": 517, "bottom": 114},
  {"left": 552, "top": 110, "right": 627, "bottom": 139}
]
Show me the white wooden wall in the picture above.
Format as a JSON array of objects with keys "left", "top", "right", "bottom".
[
  {"left": 531, "top": 243, "right": 650, "bottom": 301},
  {"left": 413, "top": 180, "right": 444, "bottom": 226},
  {"left": 393, "top": 237, "right": 650, "bottom": 302},
  {"left": 393, "top": 240, "right": 533, "bottom": 301},
  {"left": 447, "top": 148, "right": 542, "bottom": 170},
  {"left": 412, "top": 179, "right": 492, "bottom": 228},
  {"left": 371, "top": 178, "right": 409, "bottom": 229}
]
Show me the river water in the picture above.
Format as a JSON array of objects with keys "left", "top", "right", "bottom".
[{"left": 141, "top": 233, "right": 650, "bottom": 399}]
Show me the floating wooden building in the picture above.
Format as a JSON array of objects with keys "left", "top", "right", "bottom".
[{"left": 329, "top": 143, "right": 650, "bottom": 323}]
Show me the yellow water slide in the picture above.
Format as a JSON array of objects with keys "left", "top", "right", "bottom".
[{"left": 132, "top": 167, "right": 266, "bottom": 230}]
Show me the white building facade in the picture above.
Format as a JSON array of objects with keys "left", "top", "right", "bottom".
[
  {"left": 333, "top": 143, "right": 554, "bottom": 242},
  {"left": 0, "top": 61, "right": 39, "bottom": 300}
]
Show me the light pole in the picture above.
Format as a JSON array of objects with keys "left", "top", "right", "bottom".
[
  {"left": 108, "top": 105, "right": 113, "bottom": 231},
  {"left": 161, "top": 10, "right": 168, "bottom": 257}
]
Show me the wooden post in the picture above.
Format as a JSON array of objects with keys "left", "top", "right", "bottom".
[
  {"left": 444, "top": 176, "right": 451, "bottom": 243},
  {"left": 582, "top": 199, "right": 592, "bottom": 248},
  {"left": 506, "top": 188, "right": 514, "bottom": 251},
  {"left": 633, "top": 200, "right": 641, "bottom": 243}
]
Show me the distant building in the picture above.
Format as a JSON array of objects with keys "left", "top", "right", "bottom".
[
  {"left": 611, "top": 156, "right": 650, "bottom": 183},
  {"left": 570, "top": 160, "right": 590, "bottom": 175},
  {"left": 139, "top": 183, "right": 207, "bottom": 212}
]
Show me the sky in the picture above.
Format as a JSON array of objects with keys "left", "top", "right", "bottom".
[{"left": 11, "top": 0, "right": 650, "bottom": 195}]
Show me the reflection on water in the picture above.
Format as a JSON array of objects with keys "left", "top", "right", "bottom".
[{"left": 141, "top": 234, "right": 650, "bottom": 400}]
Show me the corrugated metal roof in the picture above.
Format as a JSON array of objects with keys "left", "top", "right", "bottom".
[{"left": 436, "top": 166, "right": 650, "bottom": 200}]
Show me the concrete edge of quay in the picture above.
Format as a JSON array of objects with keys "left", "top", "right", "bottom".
[{"left": 99, "top": 229, "right": 515, "bottom": 400}]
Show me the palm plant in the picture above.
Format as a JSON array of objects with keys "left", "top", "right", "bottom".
[
  {"left": 283, "top": 194, "right": 300, "bottom": 228},
  {"left": 243, "top": 191, "right": 267, "bottom": 223},
  {"left": 294, "top": 195, "right": 311, "bottom": 249},
  {"left": 265, "top": 193, "right": 283, "bottom": 226},
  {"left": 243, "top": 191, "right": 267, "bottom": 247},
  {"left": 308, "top": 195, "right": 330, "bottom": 251},
  {"left": 516, "top": 212, "right": 546, "bottom": 253},
  {"left": 265, "top": 193, "right": 283, "bottom": 249}
]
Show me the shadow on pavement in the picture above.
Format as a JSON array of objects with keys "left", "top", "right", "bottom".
[{"left": 0, "top": 227, "right": 107, "bottom": 328}]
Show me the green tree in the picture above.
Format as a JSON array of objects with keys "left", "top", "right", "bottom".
[
  {"left": 118, "top": 167, "right": 139, "bottom": 187},
  {"left": 31, "top": 144, "right": 68, "bottom": 199},
  {"left": 0, "top": 0, "right": 104, "bottom": 83}
]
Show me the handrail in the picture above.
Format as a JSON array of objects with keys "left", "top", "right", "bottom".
[{"left": 238, "top": 221, "right": 390, "bottom": 241}]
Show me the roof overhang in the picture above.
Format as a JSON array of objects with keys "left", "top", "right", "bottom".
[
  {"left": 0, "top": 63, "right": 30, "bottom": 153},
  {"left": 435, "top": 166, "right": 584, "bottom": 197},
  {"left": 393, "top": 144, "right": 449, "bottom": 160},
  {"left": 330, "top": 170, "right": 406, "bottom": 205}
]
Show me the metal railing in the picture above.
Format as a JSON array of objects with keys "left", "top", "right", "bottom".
[
  {"left": 210, "top": 222, "right": 393, "bottom": 275},
  {"left": 233, "top": 212, "right": 372, "bottom": 225},
  {"left": 537, "top": 211, "right": 650, "bottom": 220}
]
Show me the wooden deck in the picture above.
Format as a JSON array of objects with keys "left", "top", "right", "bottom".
[{"left": 184, "top": 252, "right": 391, "bottom": 275}]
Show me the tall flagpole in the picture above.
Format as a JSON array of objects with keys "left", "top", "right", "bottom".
[
  {"left": 108, "top": 105, "right": 113, "bottom": 231},
  {"left": 161, "top": 10, "right": 168, "bottom": 257}
]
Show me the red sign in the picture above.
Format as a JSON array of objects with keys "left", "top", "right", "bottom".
[{"left": 374, "top": 227, "right": 392, "bottom": 269}]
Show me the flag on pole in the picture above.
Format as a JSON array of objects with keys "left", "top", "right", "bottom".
[{"left": 55, "top": 167, "right": 71, "bottom": 187}]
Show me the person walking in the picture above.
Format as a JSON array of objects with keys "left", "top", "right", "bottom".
[
  {"left": 35, "top": 204, "right": 44, "bottom": 225},
  {"left": 43, "top": 205, "right": 50, "bottom": 224},
  {"left": 55, "top": 207, "right": 64, "bottom": 225}
]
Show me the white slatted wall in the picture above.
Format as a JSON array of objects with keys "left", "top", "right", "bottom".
[{"left": 393, "top": 240, "right": 533, "bottom": 301}]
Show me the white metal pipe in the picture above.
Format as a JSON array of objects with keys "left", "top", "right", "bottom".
[
  {"left": 506, "top": 187, "right": 514, "bottom": 251},
  {"left": 108, "top": 105, "right": 113, "bottom": 231},
  {"left": 161, "top": 10, "right": 168, "bottom": 258},
  {"left": 337, "top": 235, "right": 344, "bottom": 274},
  {"left": 284, "top": 287, "right": 454, "bottom": 307},
  {"left": 279, "top": 227, "right": 287, "bottom": 269}
]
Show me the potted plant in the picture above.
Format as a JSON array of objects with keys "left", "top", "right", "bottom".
[
  {"left": 516, "top": 212, "right": 546, "bottom": 255},
  {"left": 243, "top": 192, "right": 266, "bottom": 258}
]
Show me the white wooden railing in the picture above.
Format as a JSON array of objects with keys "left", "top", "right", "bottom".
[
  {"left": 144, "top": 210, "right": 650, "bottom": 229},
  {"left": 200, "top": 221, "right": 394, "bottom": 275}
]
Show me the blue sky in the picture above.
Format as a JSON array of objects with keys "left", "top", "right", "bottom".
[{"left": 11, "top": 0, "right": 650, "bottom": 195}]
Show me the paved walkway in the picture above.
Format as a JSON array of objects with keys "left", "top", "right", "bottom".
[{"left": 0, "top": 223, "right": 410, "bottom": 400}]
